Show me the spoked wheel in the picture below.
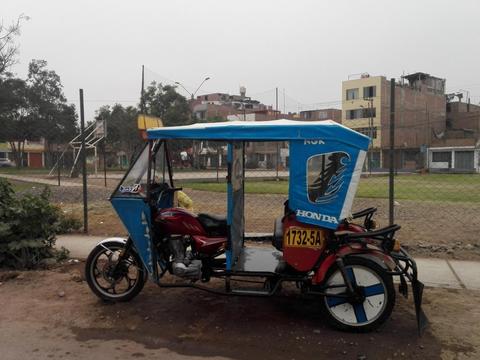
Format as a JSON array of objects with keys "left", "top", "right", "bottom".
[
  {"left": 320, "top": 257, "right": 395, "bottom": 332},
  {"left": 85, "top": 240, "right": 147, "bottom": 302}
]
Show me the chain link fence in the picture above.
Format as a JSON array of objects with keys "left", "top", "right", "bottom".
[
  {"left": 2, "top": 138, "right": 479, "bottom": 259},
  {"left": 168, "top": 140, "right": 480, "bottom": 257}
]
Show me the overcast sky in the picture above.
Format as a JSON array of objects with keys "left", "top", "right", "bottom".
[{"left": 3, "top": 0, "right": 480, "bottom": 121}]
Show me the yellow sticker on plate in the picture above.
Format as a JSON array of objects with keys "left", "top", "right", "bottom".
[{"left": 284, "top": 227, "right": 325, "bottom": 248}]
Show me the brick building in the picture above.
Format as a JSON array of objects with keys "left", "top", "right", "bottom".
[
  {"left": 0, "top": 139, "right": 46, "bottom": 168},
  {"left": 191, "top": 88, "right": 271, "bottom": 122},
  {"left": 428, "top": 100, "right": 480, "bottom": 172},
  {"left": 342, "top": 72, "right": 447, "bottom": 169},
  {"left": 299, "top": 109, "right": 342, "bottom": 123}
]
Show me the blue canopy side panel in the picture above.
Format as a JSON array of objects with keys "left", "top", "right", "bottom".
[
  {"left": 110, "top": 198, "right": 155, "bottom": 275},
  {"left": 226, "top": 144, "right": 233, "bottom": 271},
  {"left": 288, "top": 140, "right": 366, "bottom": 229},
  {"left": 225, "top": 142, "right": 245, "bottom": 270}
]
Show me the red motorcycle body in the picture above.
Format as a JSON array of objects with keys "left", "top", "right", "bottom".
[
  {"left": 155, "top": 207, "right": 390, "bottom": 284},
  {"left": 154, "top": 207, "right": 227, "bottom": 256},
  {"left": 281, "top": 213, "right": 392, "bottom": 282}
]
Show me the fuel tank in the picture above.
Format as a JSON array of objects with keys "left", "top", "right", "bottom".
[
  {"left": 155, "top": 207, "right": 227, "bottom": 256},
  {"left": 155, "top": 207, "right": 207, "bottom": 236}
]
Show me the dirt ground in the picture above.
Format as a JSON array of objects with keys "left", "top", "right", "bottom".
[{"left": 0, "top": 263, "right": 479, "bottom": 360}]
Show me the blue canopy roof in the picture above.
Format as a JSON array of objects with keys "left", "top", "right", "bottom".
[{"left": 147, "top": 120, "right": 370, "bottom": 150}]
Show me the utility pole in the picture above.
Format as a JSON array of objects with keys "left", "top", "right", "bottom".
[
  {"left": 275, "top": 87, "right": 279, "bottom": 119},
  {"left": 79, "top": 89, "right": 88, "bottom": 233},
  {"left": 275, "top": 87, "right": 279, "bottom": 179},
  {"left": 389, "top": 79, "right": 395, "bottom": 226},
  {"left": 141, "top": 65, "right": 145, "bottom": 114}
]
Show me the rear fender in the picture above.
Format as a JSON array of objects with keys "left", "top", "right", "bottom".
[{"left": 313, "top": 245, "right": 395, "bottom": 284}]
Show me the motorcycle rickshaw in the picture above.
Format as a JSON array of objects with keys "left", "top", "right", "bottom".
[{"left": 85, "top": 119, "right": 427, "bottom": 333}]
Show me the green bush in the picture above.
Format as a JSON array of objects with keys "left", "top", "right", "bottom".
[{"left": 0, "top": 179, "right": 80, "bottom": 269}]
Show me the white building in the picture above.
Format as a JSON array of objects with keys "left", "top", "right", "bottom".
[{"left": 428, "top": 145, "right": 480, "bottom": 173}]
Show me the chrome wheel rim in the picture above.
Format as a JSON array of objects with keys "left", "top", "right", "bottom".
[{"left": 90, "top": 245, "right": 142, "bottom": 299}]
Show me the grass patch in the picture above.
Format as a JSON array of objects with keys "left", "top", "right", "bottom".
[
  {"left": 0, "top": 167, "right": 51, "bottom": 175},
  {"left": 179, "top": 174, "right": 480, "bottom": 203},
  {"left": 8, "top": 180, "right": 49, "bottom": 192}
]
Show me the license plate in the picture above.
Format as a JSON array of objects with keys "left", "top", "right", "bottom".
[{"left": 284, "top": 227, "right": 325, "bottom": 248}]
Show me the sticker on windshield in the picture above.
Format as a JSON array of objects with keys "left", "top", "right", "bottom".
[
  {"left": 307, "top": 152, "right": 350, "bottom": 204},
  {"left": 119, "top": 184, "right": 142, "bottom": 194}
]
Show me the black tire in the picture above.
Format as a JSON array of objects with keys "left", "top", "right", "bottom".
[
  {"left": 319, "top": 257, "right": 395, "bottom": 332},
  {"left": 85, "top": 240, "right": 147, "bottom": 302}
]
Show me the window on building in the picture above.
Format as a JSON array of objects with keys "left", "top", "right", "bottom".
[
  {"left": 346, "top": 109, "right": 363, "bottom": 120},
  {"left": 303, "top": 112, "right": 312, "bottom": 119},
  {"left": 346, "top": 88, "right": 359, "bottom": 100},
  {"left": 0, "top": 152, "right": 7, "bottom": 159},
  {"left": 363, "top": 86, "right": 376, "bottom": 98},
  {"left": 363, "top": 107, "right": 376, "bottom": 118},
  {"left": 353, "top": 127, "right": 378, "bottom": 139},
  {"left": 318, "top": 111, "right": 328, "bottom": 119},
  {"left": 195, "top": 111, "right": 206, "bottom": 120},
  {"left": 432, "top": 152, "right": 451, "bottom": 163}
]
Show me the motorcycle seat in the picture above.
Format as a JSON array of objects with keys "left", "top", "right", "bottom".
[{"left": 197, "top": 213, "right": 228, "bottom": 236}]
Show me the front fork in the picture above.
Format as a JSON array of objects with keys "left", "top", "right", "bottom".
[
  {"left": 108, "top": 238, "right": 134, "bottom": 276},
  {"left": 335, "top": 257, "right": 365, "bottom": 304},
  {"left": 335, "top": 257, "right": 355, "bottom": 293}
]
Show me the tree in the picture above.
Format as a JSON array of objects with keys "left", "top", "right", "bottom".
[
  {"left": 0, "top": 75, "right": 33, "bottom": 167},
  {"left": 26, "top": 59, "right": 77, "bottom": 167},
  {"left": 142, "top": 82, "right": 192, "bottom": 126},
  {"left": 0, "top": 60, "right": 77, "bottom": 167},
  {"left": 0, "top": 14, "right": 29, "bottom": 75}
]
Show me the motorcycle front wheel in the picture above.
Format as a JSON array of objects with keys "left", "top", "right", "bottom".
[
  {"left": 85, "top": 240, "right": 147, "bottom": 302},
  {"left": 319, "top": 257, "right": 395, "bottom": 332}
]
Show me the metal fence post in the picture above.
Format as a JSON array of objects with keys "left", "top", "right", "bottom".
[
  {"left": 57, "top": 146, "right": 61, "bottom": 186},
  {"left": 216, "top": 143, "right": 220, "bottom": 183},
  {"left": 79, "top": 89, "right": 88, "bottom": 233},
  {"left": 103, "top": 139, "right": 107, "bottom": 187},
  {"left": 389, "top": 79, "right": 395, "bottom": 226}
]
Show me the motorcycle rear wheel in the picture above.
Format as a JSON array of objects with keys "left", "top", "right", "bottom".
[
  {"left": 85, "top": 240, "right": 147, "bottom": 302},
  {"left": 319, "top": 257, "right": 395, "bottom": 332}
]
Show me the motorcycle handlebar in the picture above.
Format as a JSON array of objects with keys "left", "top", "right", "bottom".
[{"left": 165, "top": 187, "right": 183, "bottom": 192}]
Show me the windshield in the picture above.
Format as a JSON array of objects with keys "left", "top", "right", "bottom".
[{"left": 113, "top": 144, "right": 150, "bottom": 198}]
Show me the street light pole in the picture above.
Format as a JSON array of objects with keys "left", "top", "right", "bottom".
[
  {"left": 192, "top": 77, "right": 210, "bottom": 99},
  {"left": 368, "top": 97, "right": 374, "bottom": 175},
  {"left": 175, "top": 77, "right": 210, "bottom": 170},
  {"left": 175, "top": 77, "right": 210, "bottom": 100},
  {"left": 360, "top": 100, "right": 374, "bottom": 174}
]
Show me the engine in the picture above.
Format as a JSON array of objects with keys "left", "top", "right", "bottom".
[{"left": 168, "top": 236, "right": 202, "bottom": 279}]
